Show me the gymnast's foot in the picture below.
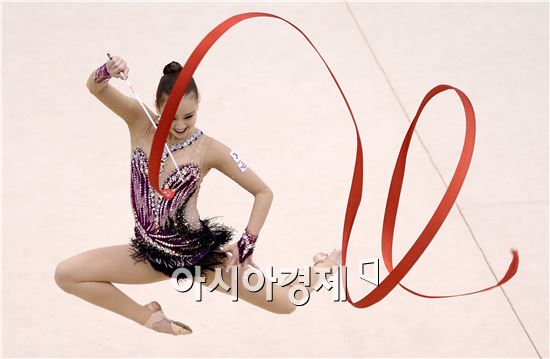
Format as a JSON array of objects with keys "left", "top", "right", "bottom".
[
  {"left": 142, "top": 301, "right": 193, "bottom": 335},
  {"left": 313, "top": 248, "right": 342, "bottom": 267}
]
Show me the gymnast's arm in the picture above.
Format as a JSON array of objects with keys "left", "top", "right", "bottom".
[
  {"left": 205, "top": 136, "right": 273, "bottom": 237},
  {"left": 85, "top": 68, "right": 152, "bottom": 135}
]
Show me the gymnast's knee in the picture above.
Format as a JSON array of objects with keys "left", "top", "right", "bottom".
[
  {"left": 274, "top": 302, "right": 297, "bottom": 315},
  {"left": 54, "top": 259, "right": 79, "bottom": 293}
]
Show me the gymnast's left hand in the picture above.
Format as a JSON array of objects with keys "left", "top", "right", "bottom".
[{"left": 220, "top": 242, "right": 261, "bottom": 273}]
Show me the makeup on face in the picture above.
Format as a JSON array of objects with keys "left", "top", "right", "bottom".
[{"left": 165, "top": 109, "right": 197, "bottom": 141}]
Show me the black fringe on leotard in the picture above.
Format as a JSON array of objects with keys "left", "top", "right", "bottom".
[{"left": 128, "top": 213, "right": 237, "bottom": 283}]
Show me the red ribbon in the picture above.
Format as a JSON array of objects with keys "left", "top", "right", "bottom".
[{"left": 149, "top": 12, "right": 519, "bottom": 307}]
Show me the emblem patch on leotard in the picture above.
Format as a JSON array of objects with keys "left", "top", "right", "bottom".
[{"left": 230, "top": 149, "right": 248, "bottom": 172}]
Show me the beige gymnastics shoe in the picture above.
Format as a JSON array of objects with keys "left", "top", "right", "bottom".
[
  {"left": 313, "top": 248, "right": 342, "bottom": 267},
  {"left": 143, "top": 301, "right": 193, "bottom": 335}
]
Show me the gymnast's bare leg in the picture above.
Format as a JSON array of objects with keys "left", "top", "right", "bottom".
[
  {"left": 54, "top": 244, "right": 190, "bottom": 335},
  {"left": 201, "top": 249, "right": 342, "bottom": 314}
]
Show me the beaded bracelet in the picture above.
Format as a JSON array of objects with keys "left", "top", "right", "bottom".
[
  {"left": 94, "top": 62, "right": 111, "bottom": 84},
  {"left": 237, "top": 227, "right": 258, "bottom": 263}
]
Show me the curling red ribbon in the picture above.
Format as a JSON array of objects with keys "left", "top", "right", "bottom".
[{"left": 149, "top": 12, "right": 519, "bottom": 307}]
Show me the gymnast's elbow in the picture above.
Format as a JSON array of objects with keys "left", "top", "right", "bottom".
[{"left": 255, "top": 186, "right": 274, "bottom": 201}]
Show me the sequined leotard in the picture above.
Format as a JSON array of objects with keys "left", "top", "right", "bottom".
[{"left": 128, "top": 128, "right": 236, "bottom": 280}]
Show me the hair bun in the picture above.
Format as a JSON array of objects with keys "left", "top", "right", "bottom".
[{"left": 163, "top": 61, "right": 182, "bottom": 75}]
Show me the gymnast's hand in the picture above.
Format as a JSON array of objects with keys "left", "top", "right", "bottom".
[
  {"left": 106, "top": 54, "right": 129, "bottom": 80},
  {"left": 220, "top": 242, "right": 261, "bottom": 273}
]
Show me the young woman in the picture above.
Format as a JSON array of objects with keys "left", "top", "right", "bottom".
[{"left": 54, "top": 55, "right": 342, "bottom": 336}]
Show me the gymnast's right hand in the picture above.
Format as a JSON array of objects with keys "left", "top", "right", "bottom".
[{"left": 106, "top": 55, "right": 129, "bottom": 80}]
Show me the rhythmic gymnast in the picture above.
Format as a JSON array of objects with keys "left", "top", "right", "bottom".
[{"left": 54, "top": 55, "right": 342, "bottom": 335}]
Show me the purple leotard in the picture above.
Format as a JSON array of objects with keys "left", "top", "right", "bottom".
[{"left": 127, "top": 129, "right": 235, "bottom": 280}]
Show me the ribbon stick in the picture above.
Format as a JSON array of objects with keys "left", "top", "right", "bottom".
[
  {"left": 149, "top": 12, "right": 519, "bottom": 307},
  {"left": 106, "top": 52, "right": 185, "bottom": 199}
]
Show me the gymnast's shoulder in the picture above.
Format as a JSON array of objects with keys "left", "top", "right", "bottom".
[
  {"left": 203, "top": 134, "right": 231, "bottom": 170},
  {"left": 202, "top": 133, "right": 272, "bottom": 196}
]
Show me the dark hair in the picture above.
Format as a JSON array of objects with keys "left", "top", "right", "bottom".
[{"left": 155, "top": 61, "right": 200, "bottom": 110}]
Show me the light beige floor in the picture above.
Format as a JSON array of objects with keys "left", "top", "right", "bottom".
[{"left": 2, "top": 1, "right": 548, "bottom": 358}]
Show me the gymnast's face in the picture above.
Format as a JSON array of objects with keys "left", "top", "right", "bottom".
[{"left": 157, "top": 94, "right": 200, "bottom": 140}]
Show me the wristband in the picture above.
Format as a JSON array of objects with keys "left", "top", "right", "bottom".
[
  {"left": 94, "top": 62, "right": 111, "bottom": 84},
  {"left": 237, "top": 228, "right": 258, "bottom": 263}
]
